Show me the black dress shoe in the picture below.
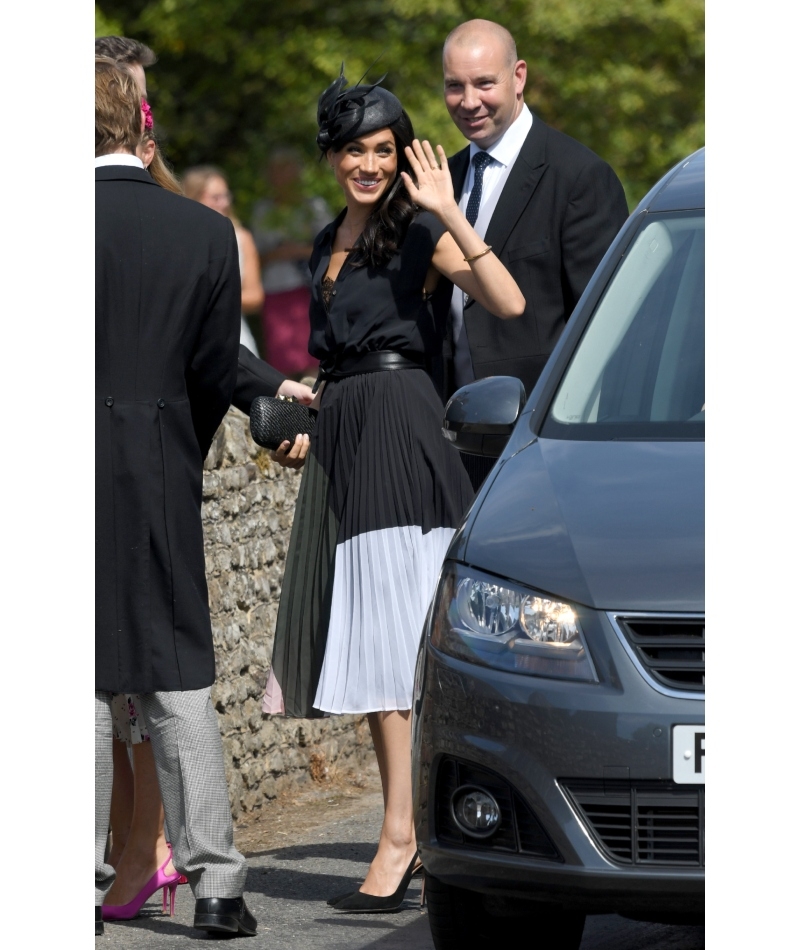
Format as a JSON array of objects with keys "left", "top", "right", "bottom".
[
  {"left": 95, "top": 906, "right": 103, "bottom": 936},
  {"left": 194, "top": 896, "right": 257, "bottom": 936},
  {"left": 334, "top": 852, "right": 419, "bottom": 913}
]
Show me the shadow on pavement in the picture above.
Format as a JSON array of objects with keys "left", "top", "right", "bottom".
[
  {"left": 317, "top": 903, "right": 423, "bottom": 927},
  {"left": 322, "top": 913, "right": 435, "bottom": 950},
  {"left": 247, "top": 866, "right": 369, "bottom": 902},
  {"left": 102, "top": 919, "right": 209, "bottom": 940},
  {"left": 318, "top": 917, "right": 403, "bottom": 929},
  {"left": 244, "top": 840, "right": 383, "bottom": 903},
  {"left": 247, "top": 864, "right": 423, "bottom": 906},
  {"left": 245, "top": 841, "right": 376, "bottom": 862}
]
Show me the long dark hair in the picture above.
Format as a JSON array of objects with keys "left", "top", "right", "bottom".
[{"left": 342, "top": 110, "right": 417, "bottom": 269}]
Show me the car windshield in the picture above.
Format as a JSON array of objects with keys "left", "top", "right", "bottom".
[{"left": 543, "top": 211, "right": 704, "bottom": 440}]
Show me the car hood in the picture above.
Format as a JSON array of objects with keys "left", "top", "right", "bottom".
[{"left": 462, "top": 437, "right": 704, "bottom": 612}]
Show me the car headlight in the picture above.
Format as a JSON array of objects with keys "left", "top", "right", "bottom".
[{"left": 430, "top": 562, "right": 598, "bottom": 682}]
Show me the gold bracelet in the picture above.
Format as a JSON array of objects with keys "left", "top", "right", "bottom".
[{"left": 463, "top": 245, "right": 492, "bottom": 263}]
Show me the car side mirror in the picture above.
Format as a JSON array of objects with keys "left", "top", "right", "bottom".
[{"left": 442, "top": 376, "right": 527, "bottom": 458}]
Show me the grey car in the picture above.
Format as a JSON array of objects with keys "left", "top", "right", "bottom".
[{"left": 412, "top": 150, "right": 705, "bottom": 950}]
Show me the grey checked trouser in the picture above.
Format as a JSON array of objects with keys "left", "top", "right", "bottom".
[{"left": 95, "top": 687, "right": 247, "bottom": 905}]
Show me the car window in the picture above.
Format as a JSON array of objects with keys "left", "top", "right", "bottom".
[{"left": 543, "top": 211, "right": 704, "bottom": 440}]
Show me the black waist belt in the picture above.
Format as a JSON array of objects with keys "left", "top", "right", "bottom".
[{"left": 316, "top": 350, "right": 425, "bottom": 388}]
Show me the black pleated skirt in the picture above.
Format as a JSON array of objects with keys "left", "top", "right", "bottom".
[{"left": 263, "top": 368, "right": 473, "bottom": 718}]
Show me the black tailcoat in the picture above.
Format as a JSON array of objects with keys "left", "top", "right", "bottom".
[
  {"left": 432, "top": 114, "right": 630, "bottom": 399},
  {"left": 96, "top": 165, "right": 283, "bottom": 694}
]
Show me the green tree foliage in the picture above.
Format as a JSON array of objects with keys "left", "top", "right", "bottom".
[
  {"left": 96, "top": 0, "right": 703, "bottom": 217},
  {"left": 95, "top": 4, "right": 122, "bottom": 37}
]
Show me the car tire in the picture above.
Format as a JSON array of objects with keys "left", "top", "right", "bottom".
[{"left": 425, "top": 874, "right": 586, "bottom": 950}]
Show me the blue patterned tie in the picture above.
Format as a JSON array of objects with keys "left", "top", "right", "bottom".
[{"left": 465, "top": 151, "right": 493, "bottom": 226}]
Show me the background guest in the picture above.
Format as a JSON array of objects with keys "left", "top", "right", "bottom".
[
  {"left": 144, "top": 136, "right": 181, "bottom": 194},
  {"left": 250, "top": 149, "right": 331, "bottom": 379},
  {"left": 107, "top": 696, "right": 187, "bottom": 914},
  {"left": 183, "top": 165, "right": 264, "bottom": 356},
  {"left": 95, "top": 34, "right": 155, "bottom": 100}
]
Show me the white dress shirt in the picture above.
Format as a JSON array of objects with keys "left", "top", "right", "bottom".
[
  {"left": 450, "top": 105, "right": 534, "bottom": 389},
  {"left": 95, "top": 153, "right": 144, "bottom": 169}
]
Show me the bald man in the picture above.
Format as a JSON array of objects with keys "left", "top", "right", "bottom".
[{"left": 435, "top": 20, "right": 629, "bottom": 487}]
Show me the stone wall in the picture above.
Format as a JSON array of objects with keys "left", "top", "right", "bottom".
[{"left": 202, "top": 408, "right": 372, "bottom": 818}]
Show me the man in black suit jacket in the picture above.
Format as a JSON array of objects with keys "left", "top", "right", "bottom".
[
  {"left": 438, "top": 20, "right": 629, "bottom": 485},
  {"left": 95, "top": 59, "right": 266, "bottom": 937}
]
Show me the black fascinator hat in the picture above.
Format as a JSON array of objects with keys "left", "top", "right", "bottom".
[{"left": 316, "top": 65, "right": 403, "bottom": 153}]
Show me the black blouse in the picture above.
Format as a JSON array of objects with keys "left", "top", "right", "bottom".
[{"left": 308, "top": 209, "right": 448, "bottom": 371}]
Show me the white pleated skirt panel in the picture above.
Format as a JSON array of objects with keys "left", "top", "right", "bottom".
[{"left": 313, "top": 525, "right": 454, "bottom": 714}]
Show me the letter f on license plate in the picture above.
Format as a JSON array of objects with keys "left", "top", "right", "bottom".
[{"left": 672, "top": 725, "right": 705, "bottom": 784}]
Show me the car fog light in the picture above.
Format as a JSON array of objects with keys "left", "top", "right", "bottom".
[{"left": 451, "top": 786, "right": 501, "bottom": 838}]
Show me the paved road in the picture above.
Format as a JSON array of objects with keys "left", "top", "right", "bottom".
[{"left": 98, "top": 791, "right": 703, "bottom": 949}]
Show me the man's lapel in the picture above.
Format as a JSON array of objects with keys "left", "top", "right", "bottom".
[
  {"left": 484, "top": 121, "right": 549, "bottom": 256},
  {"left": 448, "top": 147, "right": 471, "bottom": 202}
]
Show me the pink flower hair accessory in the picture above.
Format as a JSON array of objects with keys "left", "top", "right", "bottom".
[{"left": 141, "top": 98, "right": 154, "bottom": 131}]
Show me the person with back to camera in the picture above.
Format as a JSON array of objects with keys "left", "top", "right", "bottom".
[
  {"left": 435, "top": 19, "right": 630, "bottom": 488},
  {"left": 95, "top": 34, "right": 314, "bottom": 897},
  {"left": 261, "top": 69, "right": 524, "bottom": 913},
  {"left": 96, "top": 84, "right": 190, "bottom": 923},
  {"left": 95, "top": 58, "right": 311, "bottom": 940},
  {"left": 94, "top": 45, "right": 312, "bottom": 938}
]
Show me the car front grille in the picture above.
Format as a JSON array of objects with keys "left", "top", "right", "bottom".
[
  {"left": 615, "top": 615, "right": 705, "bottom": 692},
  {"left": 435, "top": 756, "right": 560, "bottom": 860},
  {"left": 563, "top": 779, "right": 704, "bottom": 867}
]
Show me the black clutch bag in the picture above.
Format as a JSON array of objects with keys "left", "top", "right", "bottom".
[{"left": 249, "top": 395, "right": 316, "bottom": 451}]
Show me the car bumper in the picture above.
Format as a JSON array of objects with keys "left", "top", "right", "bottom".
[
  {"left": 421, "top": 846, "right": 704, "bottom": 914},
  {"left": 412, "top": 610, "right": 705, "bottom": 916}
]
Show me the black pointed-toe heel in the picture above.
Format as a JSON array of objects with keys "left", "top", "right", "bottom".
[
  {"left": 328, "top": 856, "right": 424, "bottom": 908},
  {"left": 326, "top": 889, "right": 355, "bottom": 907},
  {"left": 334, "top": 852, "right": 420, "bottom": 913},
  {"left": 95, "top": 906, "right": 103, "bottom": 936}
]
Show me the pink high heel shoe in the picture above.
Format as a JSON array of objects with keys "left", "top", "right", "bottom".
[
  {"left": 168, "top": 842, "right": 190, "bottom": 888},
  {"left": 102, "top": 850, "right": 185, "bottom": 921}
]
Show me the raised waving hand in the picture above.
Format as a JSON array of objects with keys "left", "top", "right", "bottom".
[
  {"left": 400, "top": 139, "right": 457, "bottom": 219},
  {"left": 400, "top": 138, "right": 525, "bottom": 320}
]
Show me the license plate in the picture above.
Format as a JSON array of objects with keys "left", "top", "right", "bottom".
[{"left": 672, "top": 725, "right": 705, "bottom": 784}]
